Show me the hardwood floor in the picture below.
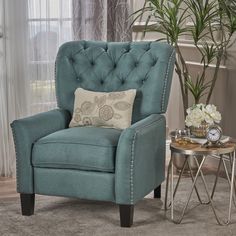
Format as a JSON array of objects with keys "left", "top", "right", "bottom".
[{"left": 0, "top": 177, "right": 17, "bottom": 200}]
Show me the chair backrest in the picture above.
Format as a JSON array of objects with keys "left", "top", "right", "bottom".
[{"left": 55, "top": 40, "right": 175, "bottom": 123}]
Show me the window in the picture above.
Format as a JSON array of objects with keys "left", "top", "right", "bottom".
[
  {"left": 28, "top": 0, "right": 72, "bottom": 62},
  {"left": 27, "top": 0, "right": 73, "bottom": 114}
]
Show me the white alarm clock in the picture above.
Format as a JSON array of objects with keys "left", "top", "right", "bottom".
[{"left": 204, "top": 124, "right": 223, "bottom": 147}]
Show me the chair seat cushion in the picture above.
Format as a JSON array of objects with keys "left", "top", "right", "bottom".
[{"left": 32, "top": 127, "right": 122, "bottom": 173}]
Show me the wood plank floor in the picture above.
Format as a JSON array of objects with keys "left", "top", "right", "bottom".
[{"left": 0, "top": 177, "right": 17, "bottom": 200}]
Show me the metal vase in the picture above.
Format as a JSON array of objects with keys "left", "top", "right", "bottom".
[{"left": 172, "top": 153, "right": 203, "bottom": 173}]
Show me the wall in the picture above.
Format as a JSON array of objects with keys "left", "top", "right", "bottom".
[{"left": 222, "top": 36, "right": 236, "bottom": 137}]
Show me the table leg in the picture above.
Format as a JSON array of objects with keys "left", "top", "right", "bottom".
[
  {"left": 227, "top": 151, "right": 236, "bottom": 224},
  {"left": 187, "top": 159, "right": 203, "bottom": 204},
  {"left": 223, "top": 157, "right": 231, "bottom": 187},
  {"left": 173, "top": 156, "right": 206, "bottom": 224},
  {"left": 193, "top": 156, "right": 222, "bottom": 225},
  {"left": 165, "top": 155, "right": 190, "bottom": 216},
  {"left": 172, "top": 157, "right": 188, "bottom": 198},
  {"left": 228, "top": 153, "right": 236, "bottom": 199},
  {"left": 171, "top": 152, "right": 174, "bottom": 220},
  {"left": 222, "top": 155, "right": 236, "bottom": 208},
  {"left": 211, "top": 156, "right": 223, "bottom": 200},
  {"left": 164, "top": 154, "right": 172, "bottom": 211}
]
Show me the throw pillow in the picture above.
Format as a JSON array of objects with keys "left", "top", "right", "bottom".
[{"left": 69, "top": 88, "right": 136, "bottom": 129}]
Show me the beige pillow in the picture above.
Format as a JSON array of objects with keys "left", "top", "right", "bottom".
[{"left": 69, "top": 88, "right": 136, "bottom": 130}]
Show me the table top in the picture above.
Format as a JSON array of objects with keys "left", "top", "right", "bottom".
[{"left": 170, "top": 141, "right": 236, "bottom": 156}]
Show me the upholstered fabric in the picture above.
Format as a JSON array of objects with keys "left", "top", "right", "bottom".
[
  {"left": 32, "top": 127, "right": 121, "bottom": 172},
  {"left": 56, "top": 41, "right": 175, "bottom": 122},
  {"left": 10, "top": 109, "right": 71, "bottom": 193},
  {"left": 34, "top": 168, "right": 115, "bottom": 202},
  {"left": 69, "top": 88, "right": 136, "bottom": 129},
  {"left": 115, "top": 114, "right": 166, "bottom": 204}
]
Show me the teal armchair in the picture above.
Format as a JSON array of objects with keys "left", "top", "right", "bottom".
[{"left": 11, "top": 41, "right": 175, "bottom": 227}]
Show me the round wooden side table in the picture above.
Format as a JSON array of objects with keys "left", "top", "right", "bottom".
[{"left": 165, "top": 140, "right": 236, "bottom": 225}]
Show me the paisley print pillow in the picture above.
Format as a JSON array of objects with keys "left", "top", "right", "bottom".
[{"left": 69, "top": 88, "right": 136, "bottom": 129}]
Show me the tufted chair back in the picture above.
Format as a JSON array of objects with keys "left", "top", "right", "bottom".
[{"left": 55, "top": 40, "right": 175, "bottom": 123}]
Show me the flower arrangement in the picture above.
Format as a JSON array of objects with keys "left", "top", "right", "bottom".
[{"left": 185, "top": 104, "right": 222, "bottom": 128}]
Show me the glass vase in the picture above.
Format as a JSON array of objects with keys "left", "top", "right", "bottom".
[{"left": 190, "top": 122, "right": 209, "bottom": 138}]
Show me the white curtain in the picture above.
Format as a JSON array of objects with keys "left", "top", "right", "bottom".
[
  {"left": 28, "top": 0, "right": 73, "bottom": 114},
  {"left": 0, "top": 0, "right": 73, "bottom": 177},
  {"left": 0, "top": 0, "right": 28, "bottom": 177},
  {"left": 0, "top": 0, "right": 133, "bottom": 176}
]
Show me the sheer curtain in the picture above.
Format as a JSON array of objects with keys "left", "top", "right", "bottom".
[
  {"left": 72, "top": 0, "right": 132, "bottom": 41},
  {"left": 1, "top": 0, "right": 132, "bottom": 176},
  {"left": 0, "top": 0, "right": 29, "bottom": 177},
  {"left": 0, "top": 0, "right": 73, "bottom": 177},
  {"left": 0, "top": 0, "right": 15, "bottom": 176},
  {"left": 28, "top": 0, "right": 72, "bottom": 114}
]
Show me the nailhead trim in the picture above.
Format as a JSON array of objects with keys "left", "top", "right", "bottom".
[
  {"left": 130, "top": 132, "right": 137, "bottom": 204},
  {"left": 54, "top": 58, "right": 61, "bottom": 109},
  {"left": 161, "top": 49, "right": 175, "bottom": 112},
  {"left": 129, "top": 115, "right": 164, "bottom": 204},
  {"left": 10, "top": 123, "right": 20, "bottom": 191}
]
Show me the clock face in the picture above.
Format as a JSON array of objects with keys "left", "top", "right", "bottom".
[{"left": 206, "top": 126, "right": 222, "bottom": 143}]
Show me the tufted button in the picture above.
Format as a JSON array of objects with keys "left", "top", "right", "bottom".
[
  {"left": 91, "top": 61, "right": 95, "bottom": 66},
  {"left": 100, "top": 80, "right": 104, "bottom": 85},
  {"left": 121, "top": 79, "right": 125, "bottom": 85},
  {"left": 134, "top": 61, "right": 139, "bottom": 67},
  {"left": 152, "top": 58, "right": 158, "bottom": 66},
  {"left": 70, "top": 57, "right": 75, "bottom": 63},
  {"left": 113, "top": 63, "right": 117, "bottom": 68},
  {"left": 104, "top": 46, "right": 108, "bottom": 52},
  {"left": 142, "top": 77, "right": 148, "bottom": 84}
]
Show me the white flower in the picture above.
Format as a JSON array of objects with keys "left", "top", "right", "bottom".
[{"left": 185, "top": 104, "right": 221, "bottom": 128}]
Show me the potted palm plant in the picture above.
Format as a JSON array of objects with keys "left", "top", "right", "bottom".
[
  {"left": 131, "top": 0, "right": 236, "bottom": 171},
  {"left": 132, "top": 0, "right": 236, "bottom": 116}
]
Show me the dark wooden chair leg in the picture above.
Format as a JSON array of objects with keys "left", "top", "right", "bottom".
[
  {"left": 119, "top": 204, "right": 134, "bottom": 227},
  {"left": 154, "top": 185, "right": 161, "bottom": 198},
  {"left": 20, "top": 193, "right": 35, "bottom": 216}
]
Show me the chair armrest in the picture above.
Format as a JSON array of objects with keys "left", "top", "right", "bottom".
[
  {"left": 115, "top": 114, "right": 166, "bottom": 205},
  {"left": 11, "top": 109, "right": 71, "bottom": 193}
]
